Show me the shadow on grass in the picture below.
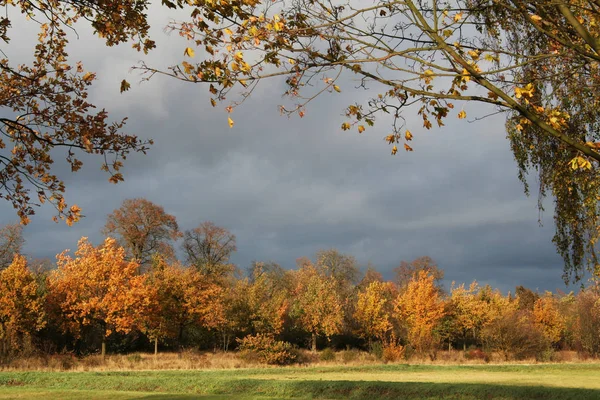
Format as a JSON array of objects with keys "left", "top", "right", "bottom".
[{"left": 133, "top": 379, "right": 600, "bottom": 400}]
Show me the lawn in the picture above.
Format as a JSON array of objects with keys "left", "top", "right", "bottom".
[{"left": 1, "top": 363, "right": 599, "bottom": 399}]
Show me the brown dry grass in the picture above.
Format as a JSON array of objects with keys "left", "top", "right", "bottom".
[{"left": 0, "top": 349, "right": 595, "bottom": 372}]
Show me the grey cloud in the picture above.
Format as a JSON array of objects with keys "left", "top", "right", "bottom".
[{"left": 3, "top": 6, "right": 574, "bottom": 296}]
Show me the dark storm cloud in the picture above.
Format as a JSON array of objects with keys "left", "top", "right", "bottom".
[{"left": 3, "top": 5, "right": 573, "bottom": 294}]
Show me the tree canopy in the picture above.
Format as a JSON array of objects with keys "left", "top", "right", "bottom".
[
  {"left": 0, "top": 0, "right": 153, "bottom": 224},
  {"left": 139, "top": 0, "right": 600, "bottom": 281},
  {"left": 3, "top": 0, "right": 600, "bottom": 281},
  {"left": 103, "top": 198, "right": 181, "bottom": 267}
]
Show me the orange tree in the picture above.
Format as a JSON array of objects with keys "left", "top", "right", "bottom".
[
  {"left": 395, "top": 270, "right": 445, "bottom": 355},
  {"left": 48, "top": 237, "right": 152, "bottom": 356},
  {"left": 143, "top": 256, "right": 225, "bottom": 352},
  {"left": 533, "top": 292, "right": 566, "bottom": 347},
  {"left": 0, "top": 255, "right": 46, "bottom": 356}
]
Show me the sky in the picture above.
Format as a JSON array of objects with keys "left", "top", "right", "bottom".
[{"left": 2, "top": 3, "right": 577, "bottom": 294}]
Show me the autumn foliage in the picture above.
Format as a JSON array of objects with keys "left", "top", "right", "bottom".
[
  {"left": 395, "top": 271, "right": 445, "bottom": 356},
  {"left": 0, "top": 255, "right": 45, "bottom": 356},
  {"left": 48, "top": 237, "right": 152, "bottom": 355},
  {"left": 1, "top": 221, "right": 600, "bottom": 362}
]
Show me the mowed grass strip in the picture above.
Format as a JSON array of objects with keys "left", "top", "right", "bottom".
[{"left": 1, "top": 364, "right": 599, "bottom": 399}]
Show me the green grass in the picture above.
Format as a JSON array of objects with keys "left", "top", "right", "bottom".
[{"left": 1, "top": 364, "right": 599, "bottom": 399}]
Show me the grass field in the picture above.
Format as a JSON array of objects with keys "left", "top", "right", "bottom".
[{"left": 1, "top": 363, "right": 599, "bottom": 399}]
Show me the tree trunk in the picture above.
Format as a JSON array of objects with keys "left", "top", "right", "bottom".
[
  {"left": 101, "top": 340, "right": 106, "bottom": 358},
  {"left": 154, "top": 337, "right": 158, "bottom": 356},
  {"left": 178, "top": 323, "right": 184, "bottom": 345},
  {"left": 311, "top": 332, "right": 317, "bottom": 352},
  {"left": 448, "top": 341, "right": 451, "bottom": 351}
]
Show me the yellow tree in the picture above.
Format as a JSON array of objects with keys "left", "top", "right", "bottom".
[
  {"left": 48, "top": 237, "right": 152, "bottom": 356},
  {"left": 395, "top": 270, "right": 445, "bottom": 355},
  {"left": 449, "top": 281, "right": 504, "bottom": 349},
  {"left": 246, "top": 262, "right": 290, "bottom": 336},
  {"left": 0, "top": 255, "right": 45, "bottom": 355},
  {"left": 533, "top": 292, "right": 566, "bottom": 347},
  {"left": 354, "top": 281, "right": 396, "bottom": 346},
  {"left": 292, "top": 263, "right": 344, "bottom": 351},
  {"left": 213, "top": 277, "right": 252, "bottom": 351}
]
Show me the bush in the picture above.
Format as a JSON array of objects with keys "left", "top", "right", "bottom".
[
  {"left": 464, "top": 348, "right": 490, "bottom": 362},
  {"left": 341, "top": 349, "right": 359, "bottom": 363},
  {"left": 369, "top": 341, "right": 384, "bottom": 359},
  {"left": 482, "top": 310, "right": 551, "bottom": 360},
  {"left": 319, "top": 348, "right": 335, "bottom": 361},
  {"left": 237, "top": 334, "right": 299, "bottom": 365},
  {"left": 382, "top": 342, "right": 405, "bottom": 362}
]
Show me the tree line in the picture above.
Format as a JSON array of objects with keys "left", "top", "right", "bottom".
[{"left": 0, "top": 198, "right": 599, "bottom": 362}]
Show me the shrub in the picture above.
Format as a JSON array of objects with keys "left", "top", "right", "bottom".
[
  {"left": 319, "top": 348, "right": 335, "bottom": 361},
  {"left": 341, "top": 349, "right": 359, "bottom": 363},
  {"left": 369, "top": 341, "right": 384, "bottom": 359},
  {"left": 482, "top": 310, "right": 551, "bottom": 360},
  {"left": 237, "top": 334, "right": 299, "bottom": 365},
  {"left": 574, "top": 291, "right": 600, "bottom": 357},
  {"left": 382, "top": 342, "right": 405, "bottom": 362},
  {"left": 464, "top": 348, "right": 489, "bottom": 362}
]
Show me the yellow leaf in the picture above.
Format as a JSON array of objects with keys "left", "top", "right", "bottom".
[
  {"left": 333, "top": 85, "right": 341, "bottom": 93},
  {"left": 82, "top": 72, "right": 95, "bottom": 83},
  {"left": 531, "top": 15, "right": 542, "bottom": 23},
  {"left": 228, "top": 117, "right": 234, "bottom": 128},
  {"left": 120, "top": 79, "right": 131, "bottom": 93},
  {"left": 405, "top": 130, "right": 413, "bottom": 141},
  {"left": 358, "top": 125, "right": 365, "bottom": 133},
  {"left": 467, "top": 50, "right": 480, "bottom": 60},
  {"left": 184, "top": 47, "right": 195, "bottom": 58},
  {"left": 224, "top": 28, "right": 233, "bottom": 35},
  {"left": 461, "top": 69, "right": 471, "bottom": 82},
  {"left": 404, "top": 143, "right": 413, "bottom": 152},
  {"left": 458, "top": 110, "right": 467, "bottom": 119},
  {"left": 391, "top": 145, "right": 398, "bottom": 155},
  {"left": 454, "top": 12, "right": 463, "bottom": 22}
]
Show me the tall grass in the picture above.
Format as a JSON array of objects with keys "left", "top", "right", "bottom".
[{"left": 0, "top": 349, "right": 595, "bottom": 372}]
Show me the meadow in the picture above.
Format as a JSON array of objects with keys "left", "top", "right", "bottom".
[{"left": 1, "top": 362, "right": 599, "bottom": 399}]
